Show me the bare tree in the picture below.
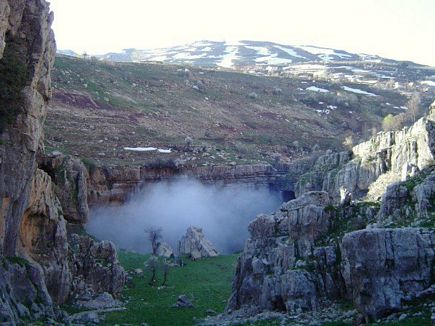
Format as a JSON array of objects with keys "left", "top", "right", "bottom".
[
  {"left": 145, "top": 227, "right": 162, "bottom": 255},
  {"left": 145, "top": 256, "right": 159, "bottom": 286},
  {"left": 406, "top": 93, "right": 421, "bottom": 123}
]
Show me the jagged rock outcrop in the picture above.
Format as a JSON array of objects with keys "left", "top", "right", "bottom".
[
  {"left": 179, "top": 226, "right": 219, "bottom": 260},
  {"left": 227, "top": 106, "right": 435, "bottom": 323},
  {"left": 20, "top": 168, "right": 71, "bottom": 304},
  {"left": 39, "top": 152, "right": 89, "bottom": 223},
  {"left": 68, "top": 234, "right": 126, "bottom": 299},
  {"left": 0, "top": 257, "right": 60, "bottom": 323},
  {"left": 295, "top": 151, "right": 351, "bottom": 197},
  {"left": 227, "top": 191, "right": 341, "bottom": 314},
  {"left": 341, "top": 228, "right": 435, "bottom": 321},
  {"left": 376, "top": 167, "right": 435, "bottom": 227},
  {"left": 228, "top": 187, "right": 435, "bottom": 322},
  {"left": 296, "top": 110, "right": 435, "bottom": 204}
]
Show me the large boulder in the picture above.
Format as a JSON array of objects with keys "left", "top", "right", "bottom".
[
  {"left": 156, "top": 241, "right": 174, "bottom": 258},
  {"left": 179, "top": 227, "right": 219, "bottom": 260},
  {"left": 341, "top": 228, "right": 435, "bottom": 322}
]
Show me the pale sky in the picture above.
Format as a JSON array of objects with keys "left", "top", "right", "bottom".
[{"left": 49, "top": 0, "right": 435, "bottom": 66}]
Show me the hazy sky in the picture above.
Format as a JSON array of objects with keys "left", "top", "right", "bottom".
[{"left": 49, "top": 0, "right": 435, "bottom": 66}]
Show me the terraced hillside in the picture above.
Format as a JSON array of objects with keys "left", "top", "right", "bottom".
[{"left": 46, "top": 55, "right": 433, "bottom": 167}]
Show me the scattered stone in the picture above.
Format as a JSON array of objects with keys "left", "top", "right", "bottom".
[
  {"left": 172, "top": 294, "right": 194, "bottom": 308},
  {"left": 75, "top": 292, "right": 122, "bottom": 310},
  {"left": 70, "top": 311, "right": 101, "bottom": 325},
  {"left": 133, "top": 268, "right": 144, "bottom": 275}
]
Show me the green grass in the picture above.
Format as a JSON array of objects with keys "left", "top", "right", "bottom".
[{"left": 105, "top": 250, "right": 238, "bottom": 326}]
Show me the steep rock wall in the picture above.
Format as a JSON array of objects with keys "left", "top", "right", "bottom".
[
  {"left": 0, "top": 0, "right": 55, "bottom": 257},
  {"left": 0, "top": 1, "right": 126, "bottom": 323}
]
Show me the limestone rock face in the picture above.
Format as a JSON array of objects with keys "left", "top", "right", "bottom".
[
  {"left": 0, "top": 0, "right": 57, "bottom": 321},
  {"left": 295, "top": 151, "right": 351, "bottom": 197},
  {"left": 0, "top": 258, "right": 57, "bottom": 324},
  {"left": 296, "top": 115, "right": 435, "bottom": 204},
  {"left": 0, "top": 0, "right": 56, "bottom": 256},
  {"left": 179, "top": 227, "right": 219, "bottom": 260},
  {"left": 20, "top": 168, "right": 71, "bottom": 304},
  {"left": 227, "top": 191, "right": 337, "bottom": 313},
  {"left": 341, "top": 228, "right": 435, "bottom": 321},
  {"left": 377, "top": 168, "right": 435, "bottom": 226},
  {"left": 69, "top": 234, "right": 127, "bottom": 299},
  {"left": 40, "top": 153, "right": 89, "bottom": 223}
]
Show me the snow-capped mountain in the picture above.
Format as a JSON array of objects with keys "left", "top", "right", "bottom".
[{"left": 96, "top": 40, "right": 383, "bottom": 68}]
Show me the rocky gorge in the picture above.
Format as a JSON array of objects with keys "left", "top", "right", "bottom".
[{"left": 0, "top": 1, "right": 434, "bottom": 325}]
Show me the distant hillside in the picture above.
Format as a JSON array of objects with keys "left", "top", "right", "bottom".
[
  {"left": 45, "top": 55, "right": 434, "bottom": 167},
  {"left": 60, "top": 40, "right": 435, "bottom": 92}
]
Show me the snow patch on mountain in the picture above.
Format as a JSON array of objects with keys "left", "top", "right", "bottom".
[
  {"left": 306, "top": 86, "right": 329, "bottom": 93},
  {"left": 341, "top": 86, "right": 377, "bottom": 96},
  {"left": 218, "top": 46, "right": 239, "bottom": 68},
  {"left": 274, "top": 45, "right": 307, "bottom": 60}
]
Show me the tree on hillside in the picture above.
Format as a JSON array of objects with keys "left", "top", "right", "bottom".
[
  {"left": 406, "top": 93, "right": 421, "bottom": 123},
  {"left": 145, "top": 227, "right": 162, "bottom": 255},
  {"left": 382, "top": 114, "right": 395, "bottom": 131},
  {"left": 382, "top": 113, "right": 405, "bottom": 132}
]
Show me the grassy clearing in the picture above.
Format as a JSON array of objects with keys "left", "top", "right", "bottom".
[{"left": 105, "top": 250, "right": 238, "bottom": 326}]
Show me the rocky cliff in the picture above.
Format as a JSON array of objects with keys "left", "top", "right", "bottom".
[
  {"left": 296, "top": 105, "right": 435, "bottom": 204},
  {"left": 225, "top": 104, "right": 435, "bottom": 324},
  {"left": 0, "top": 1, "right": 125, "bottom": 323}
]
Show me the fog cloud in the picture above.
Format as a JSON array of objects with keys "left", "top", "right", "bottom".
[{"left": 86, "top": 178, "right": 282, "bottom": 254}]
